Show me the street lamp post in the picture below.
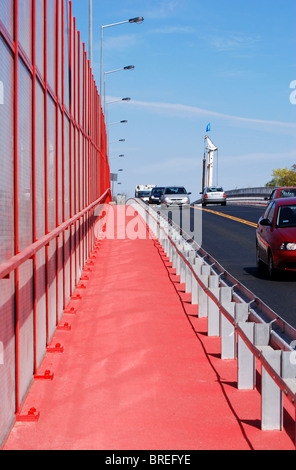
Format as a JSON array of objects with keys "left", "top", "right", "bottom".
[
  {"left": 109, "top": 138, "right": 126, "bottom": 144},
  {"left": 89, "top": 0, "right": 92, "bottom": 67},
  {"left": 107, "top": 118, "right": 127, "bottom": 158},
  {"left": 107, "top": 97, "right": 131, "bottom": 106},
  {"left": 99, "top": 15, "right": 143, "bottom": 179},
  {"left": 108, "top": 120, "right": 128, "bottom": 126},
  {"left": 105, "top": 97, "right": 131, "bottom": 147},
  {"left": 104, "top": 66, "right": 134, "bottom": 114},
  {"left": 100, "top": 17, "right": 144, "bottom": 102}
]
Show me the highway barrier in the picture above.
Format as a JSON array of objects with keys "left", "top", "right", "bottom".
[
  {"left": 128, "top": 198, "right": 296, "bottom": 445},
  {"left": 195, "top": 187, "right": 273, "bottom": 207},
  {"left": 225, "top": 187, "right": 272, "bottom": 206}
]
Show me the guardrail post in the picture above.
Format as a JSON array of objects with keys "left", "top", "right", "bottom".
[
  {"left": 197, "top": 274, "right": 209, "bottom": 318},
  {"left": 201, "top": 264, "right": 211, "bottom": 276},
  {"left": 191, "top": 272, "right": 198, "bottom": 305},
  {"left": 171, "top": 244, "right": 178, "bottom": 270},
  {"left": 261, "top": 349, "right": 283, "bottom": 431},
  {"left": 161, "top": 235, "right": 166, "bottom": 253},
  {"left": 185, "top": 250, "right": 195, "bottom": 294},
  {"left": 281, "top": 351, "right": 296, "bottom": 389},
  {"left": 180, "top": 252, "right": 186, "bottom": 284},
  {"left": 281, "top": 351, "right": 296, "bottom": 447},
  {"left": 159, "top": 220, "right": 168, "bottom": 244},
  {"left": 155, "top": 213, "right": 161, "bottom": 240},
  {"left": 207, "top": 276, "right": 220, "bottom": 336},
  {"left": 255, "top": 323, "right": 270, "bottom": 347},
  {"left": 220, "top": 286, "right": 232, "bottom": 303},
  {"left": 221, "top": 302, "right": 236, "bottom": 359},
  {"left": 163, "top": 234, "right": 169, "bottom": 255},
  {"left": 235, "top": 302, "right": 249, "bottom": 323},
  {"left": 237, "top": 322, "right": 255, "bottom": 390},
  {"left": 185, "top": 263, "right": 191, "bottom": 293},
  {"left": 167, "top": 231, "right": 173, "bottom": 262},
  {"left": 193, "top": 256, "right": 204, "bottom": 270},
  {"left": 175, "top": 243, "right": 183, "bottom": 276},
  {"left": 228, "top": 302, "right": 249, "bottom": 359},
  {"left": 191, "top": 259, "right": 203, "bottom": 305}
]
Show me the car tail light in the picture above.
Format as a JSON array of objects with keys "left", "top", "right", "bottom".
[
  {"left": 223, "top": 193, "right": 226, "bottom": 197},
  {"left": 205, "top": 194, "right": 208, "bottom": 199}
]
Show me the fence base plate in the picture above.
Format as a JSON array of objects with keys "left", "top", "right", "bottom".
[
  {"left": 16, "top": 408, "right": 40, "bottom": 422},
  {"left": 34, "top": 370, "right": 54, "bottom": 380},
  {"left": 47, "top": 343, "right": 64, "bottom": 353}
]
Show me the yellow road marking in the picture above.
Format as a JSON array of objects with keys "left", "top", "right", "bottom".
[{"left": 191, "top": 206, "right": 258, "bottom": 228}]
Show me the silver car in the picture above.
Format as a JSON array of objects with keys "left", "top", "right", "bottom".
[
  {"left": 201, "top": 186, "right": 226, "bottom": 206},
  {"left": 161, "top": 186, "right": 191, "bottom": 208}
]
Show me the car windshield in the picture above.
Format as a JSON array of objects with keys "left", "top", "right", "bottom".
[
  {"left": 165, "top": 187, "right": 187, "bottom": 195},
  {"left": 138, "top": 191, "right": 151, "bottom": 197},
  {"left": 152, "top": 188, "right": 164, "bottom": 195},
  {"left": 279, "top": 188, "right": 296, "bottom": 198},
  {"left": 276, "top": 205, "right": 296, "bottom": 228},
  {"left": 207, "top": 187, "right": 223, "bottom": 192}
]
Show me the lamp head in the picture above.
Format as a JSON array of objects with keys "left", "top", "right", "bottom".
[{"left": 129, "top": 17, "right": 144, "bottom": 24}]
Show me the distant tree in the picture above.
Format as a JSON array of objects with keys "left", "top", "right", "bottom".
[{"left": 266, "top": 164, "right": 296, "bottom": 187}]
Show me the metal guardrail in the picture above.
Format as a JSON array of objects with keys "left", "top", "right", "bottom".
[
  {"left": 225, "top": 187, "right": 273, "bottom": 197},
  {"left": 226, "top": 197, "right": 268, "bottom": 207},
  {"left": 127, "top": 198, "right": 296, "bottom": 445},
  {"left": 195, "top": 186, "right": 275, "bottom": 207}
]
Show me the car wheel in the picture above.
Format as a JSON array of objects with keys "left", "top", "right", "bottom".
[
  {"left": 256, "top": 243, "right": 263, "bottom": 271},
  {"left": 268, "top": 251, "right": 277, "bottom": 279}
]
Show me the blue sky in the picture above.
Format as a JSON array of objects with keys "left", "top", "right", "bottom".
[{"left": 71, "top": 0, "right": 296, "bottom": 200}]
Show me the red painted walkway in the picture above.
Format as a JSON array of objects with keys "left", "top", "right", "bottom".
[{"left": 2, "top": 206, "right": 295, "bottom": 450}]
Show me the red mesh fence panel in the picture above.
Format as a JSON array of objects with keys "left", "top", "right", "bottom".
[
  {"left": 0, "top": 0, "right": 110, "bottom": 444},
  {"left": 0, "top": 33, "right": 16, "bottom": 442}
]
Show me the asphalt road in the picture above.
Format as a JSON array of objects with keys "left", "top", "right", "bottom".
[{"left": 195, "top": 204, "right": 296, "bottom": 329}]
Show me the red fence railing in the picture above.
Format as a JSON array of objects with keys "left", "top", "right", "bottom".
[{"left": 0, "top": 0, "right": 110, "bottom": 443}]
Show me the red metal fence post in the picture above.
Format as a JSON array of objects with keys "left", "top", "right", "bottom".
[
  {"left": 32, "top": 0, "right": 37, "bottom": 375},
  {"left": 55, "top": 0, "right": 60, "bottom": 326},
  {"left": 14, "top": 0, "right": 20, "bottom": 415}
]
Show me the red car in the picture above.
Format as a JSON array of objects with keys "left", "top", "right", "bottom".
[
  {"left": 265, "top": 186, "right": 296, "bottom": 201},
  {"left": 256, "top": 197, "right": 296, "bottom": 278}
]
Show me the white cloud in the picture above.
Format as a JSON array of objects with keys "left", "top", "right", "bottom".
[
  {"left": 209, "top": 33, "right": 262, "bottom": 51},
  {"left": 223, "top": 149, "right": 296, "bottom": 164},
  {"left": 127, "top": 98, "right": 296, "bottom": 130},
  {"left": 132, "top": 156, "right": 198, "bottom": 174},
  {"left": 152, "top": 26, "right": 195, "bottom": 34},
  {"left": 103, "top": 34, "right": 138, "bottom": 51},
  {"left": 143, "top": 0, "right": 183, "bottom": 19}
]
